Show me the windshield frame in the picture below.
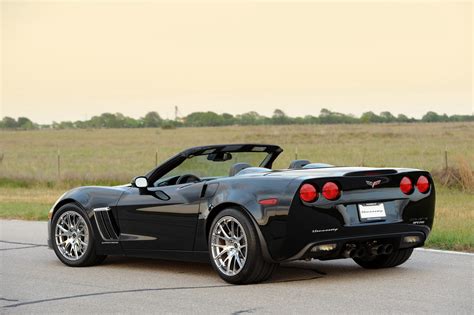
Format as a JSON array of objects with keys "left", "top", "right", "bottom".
[{"left": 145, "top": 144, "right": 282, "bottom": 185}]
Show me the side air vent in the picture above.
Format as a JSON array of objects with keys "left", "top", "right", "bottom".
[{"left": 93, "top": 207, "right": 119, "bottom": 242}]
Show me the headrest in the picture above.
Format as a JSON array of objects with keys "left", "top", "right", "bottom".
[
  {"left": 302, "top": 163, "right": 334, "bottom": 169},
  {"left": 288, "top": 159, "right": 311, "bottom": 169},
  {"left": 229, "top": 163, "right": 251, "bottom": 176},
  {"left": 235, "top": 167, "right": 270, "bottom": 176}
]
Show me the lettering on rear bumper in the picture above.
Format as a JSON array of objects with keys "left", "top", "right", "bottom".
[
  {"left": 410, "top": 217, "right": 428, "bottom": 225},
  {"left": 312, "top": 228, "right": 339, "bottom": 233}
]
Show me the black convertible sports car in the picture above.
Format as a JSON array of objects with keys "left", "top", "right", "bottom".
[{"left": 48, "top": 144, "right": 435, "bottom": 284}]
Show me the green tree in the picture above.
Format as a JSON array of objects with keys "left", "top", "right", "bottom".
[
  {"left": 236, "top": 111, "right": 264, "bottom": 125},
  {"left": 396, "top": 114, "right": 411, "bottom": 123},
  {"left": 272, "top": 109, "right": 291, "bottom": 125},
  {"left": 380, "top": 111, "right": 396, "bottom": 123},
  {"left": 143, "top": 111, "right": 162, "bottom": 127},
  {"left": 221, "top": 113, "right": 235, "bottom": 125},
  {"left": 360, "top": 111, "right": 382, "bottom": 123},
  {"left": 1, "top": 117, "right": 18, "bottom": 129},
  {"left": 17, "top": 117, "right": 35, "bottom": 129},
  {"left": 74, "top": 120, "right": 88, "bottom": 128},
  {"left": 318, "top": 108, "right": 335, "bottom": 124},
  {"left": 319, "top": 108, "right": 357, "bottom": 124},
  {"left": 185, "top": 111, "right": 224, "bottom": 127},
  {"left": 422, "top": 111, "right": 441, "bottom": 122},
  {"left": 303, "top": 115, "right": 319, "bottom": 124},
  {"left": 448, "top": 114, "right": 474, "bottom": 122}
]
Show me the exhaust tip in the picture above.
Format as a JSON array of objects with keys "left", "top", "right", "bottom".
[
  {"left": 369, "top": 244, "right": 384, "bottom": 256},
  {"left": 342, "top": 244, "right": 357, "bottom": 258},
  {"left": 383, "top": 244, "right": 394, "bottom": 255},
  {"left": 355, "top": 247, "right": 366, "bottom": 258},
  {"left": 342, "top": 249, "right": 356, "bottom": 258}
]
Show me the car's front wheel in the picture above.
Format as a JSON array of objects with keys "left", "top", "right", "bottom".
[
  {"left": 353, "top": 248, "right": 414, "bottom": 269},
  {"left": 52, "top": 203, "right": 106, "bottom": 267},
  {"left": 208, "top": 208, "right": 277, "bottom": 284}
]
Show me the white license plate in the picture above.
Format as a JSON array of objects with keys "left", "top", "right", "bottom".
[{"left": 358, "top": 203, "right": 386, "bottom": 220}]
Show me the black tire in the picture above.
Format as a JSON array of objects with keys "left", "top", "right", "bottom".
[
  {"left": 208, "top": 208, "right": 277, "bottom": 284},
  {"left": 353, "top": 248, "right": 414, "bottom": 269},
  {"left": 51, "top": 203, "right": 107, "bottom": 267}
]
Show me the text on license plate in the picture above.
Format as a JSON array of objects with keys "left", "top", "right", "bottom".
[{"left": 358, "top": 203, "right": 386, "bottom": 220}]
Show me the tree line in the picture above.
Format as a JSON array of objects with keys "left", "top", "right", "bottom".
[{"left": 1, "top": 109, "right": 473, "bottom": 130}]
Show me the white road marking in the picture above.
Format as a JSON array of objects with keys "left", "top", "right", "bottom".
[{"left": 416, "top": 247, "right": 474, "bottom": 256}]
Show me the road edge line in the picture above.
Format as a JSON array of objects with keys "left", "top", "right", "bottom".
[{"left": 416, "top": 247, "right": 474, "bottom": 256}]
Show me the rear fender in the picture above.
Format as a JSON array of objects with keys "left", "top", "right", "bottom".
[
  {"left": 207, "top": 177, "right": 300, "bottom": 225},
  {"left": 200, "top": 178, "right": 301, "bottom": 262}
]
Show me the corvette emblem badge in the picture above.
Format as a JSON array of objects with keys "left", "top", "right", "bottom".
[{"left": 366, "top": 180, "right": 382, "bottom": 188}]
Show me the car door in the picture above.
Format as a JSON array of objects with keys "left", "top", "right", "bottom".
[{"left": 116, "top": 182, "right": 204, "bottom": 252}]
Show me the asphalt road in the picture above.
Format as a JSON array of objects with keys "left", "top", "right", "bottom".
[{"left": 1, "top": 220, "right": 472, "bottom": 314}]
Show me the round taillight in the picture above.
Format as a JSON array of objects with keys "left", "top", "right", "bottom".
[
  {"left": 300, "top": 184, "right": 318, "bottom": 202},
  {"left": 322, "top": 182, "right": 340, "bottom": 200},
  {"left": 417, "top": 176, "right": 430, "bottom": 193},
  {"left": 400, "top": 176, "right": 413, "bottom": 194}
]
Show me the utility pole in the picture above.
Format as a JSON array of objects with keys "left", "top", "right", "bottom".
[{"left": 174, "top": 106, "right": 183, "bottom": 121}]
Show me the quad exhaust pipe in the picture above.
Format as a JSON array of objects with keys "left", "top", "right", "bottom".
[
  {"left": 343, "top": 243, "right": 394, "bottom": 258},
  {"left": 342, "top": 245, "right": 367, "bottom": 258}
]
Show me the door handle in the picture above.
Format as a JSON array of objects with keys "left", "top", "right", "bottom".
[{"left": 154, "top": 190, "right": 170, "bottom": 201}]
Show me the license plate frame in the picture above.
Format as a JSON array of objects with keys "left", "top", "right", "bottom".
[{"left": 358, "top": 203, "right": 386, "bottom": 221}]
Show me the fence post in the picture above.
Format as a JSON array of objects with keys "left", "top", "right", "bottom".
[
  {"left": 155, "top": 149, "right": 158, "bottom": 166},
  {"left": 295, "top": 146, "right": 298, "bottom": 160},
  {"left": 444, "top": 149, "right": 448, "bottom": 170},
  {"left": 57, "top": 148, "right": 61, "bottom": 181}
]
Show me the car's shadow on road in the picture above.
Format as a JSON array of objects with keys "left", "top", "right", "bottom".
[
  {"left": 99, "top": 255, "right": 410, "bottom": 284},
  {"left": 2, "top": 252, "right": 416, "bottom": 309}
]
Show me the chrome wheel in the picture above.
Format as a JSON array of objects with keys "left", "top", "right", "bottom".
[
  {"left": 55, "top": 211, "right": 89, "bottom": 261},
  {"left": 211, "top": 216, "right": 248, "bottom": 276}
]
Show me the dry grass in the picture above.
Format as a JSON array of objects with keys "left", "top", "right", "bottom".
[
  {"left": 0, "top": 122, "right": 473, "bottom": 251},
  {"left": 1, "top": 122, "right": 473, "bottom": 185},
  {"left": 432, "top": 158, "right": 474, "bottom": 193}
]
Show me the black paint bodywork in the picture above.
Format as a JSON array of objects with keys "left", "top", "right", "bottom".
[{"left": 48, "top": 144, "right": 435, "bottom": 263}]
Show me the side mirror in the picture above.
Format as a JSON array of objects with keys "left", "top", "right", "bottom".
[{"left": 133, "top": 176, "right": 148, "bottom": 188}]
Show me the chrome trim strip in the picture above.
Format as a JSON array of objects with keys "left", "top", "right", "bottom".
[{"left": 93, "top": 207, "right": 111, "bottom": 212}]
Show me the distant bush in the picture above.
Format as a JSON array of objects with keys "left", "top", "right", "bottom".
[{"left": 161, "top": 122, "right": 176, "bottom": 130}]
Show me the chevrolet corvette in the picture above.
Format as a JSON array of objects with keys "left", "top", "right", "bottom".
[{"left": 48, "top": 144, "right": 435, "bottom": 284}]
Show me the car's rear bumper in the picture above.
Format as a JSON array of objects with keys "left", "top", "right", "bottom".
[
  {"left": 261, "top": 220, "right": 431, "bottom": 262},
  {"left": 283, "top": 227, "right": 429, "bottom": 261}
]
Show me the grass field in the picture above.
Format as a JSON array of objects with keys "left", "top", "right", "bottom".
[{"left": 1, "top": 123, "right": 473, "bottom": 251}]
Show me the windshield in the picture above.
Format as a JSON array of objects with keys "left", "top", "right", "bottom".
[{"left": 154, "top": 151, "right": 269, "bottom": 186}]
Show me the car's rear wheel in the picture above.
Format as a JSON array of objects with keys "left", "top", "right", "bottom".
[
  {"left": 353, "top": 248, "right": 414, "bottom": 269},
  {"left": 52, "top": 203, "right": 106, "bottom": 267},
  {"left": 208, "top": 208, "right": 277, "bottom": 284}
]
